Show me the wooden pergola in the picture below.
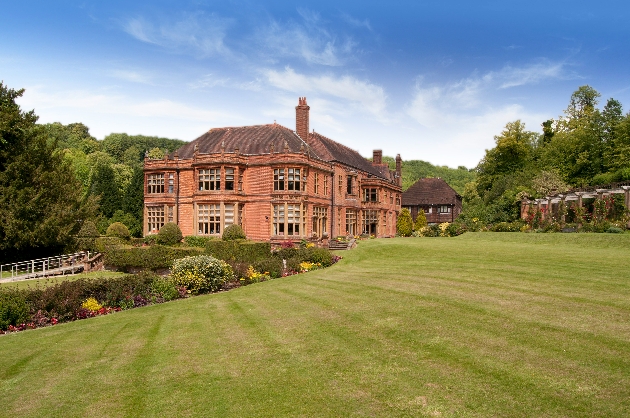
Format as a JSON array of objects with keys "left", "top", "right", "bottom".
[{"left": 521, "top": 182, "right": 630, "bottom": 222}]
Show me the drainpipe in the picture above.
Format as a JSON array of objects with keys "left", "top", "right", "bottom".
[
  {"left": 330, "top": 172, "right": 335, "bottom": 238},
  {"left": 176, "top": 168, "right": 180, "bottom": 225}
]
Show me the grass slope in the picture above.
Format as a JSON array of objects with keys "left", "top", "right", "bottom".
[{"left": 1, "top": 233, "right": 629, "bottom": 417}]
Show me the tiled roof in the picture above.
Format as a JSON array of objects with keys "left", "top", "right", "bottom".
[
  {"left": 172, "top": 123, "right": 393, "bottom": 181},
  {"left": 307, "top": 131, "right": 386, "bottom": 178},
  {"left": 402, "top": 178, "right": 461, "bottom": 205},
  {"left": 172, "top": 124, "right": 315, "bottom": 159}
]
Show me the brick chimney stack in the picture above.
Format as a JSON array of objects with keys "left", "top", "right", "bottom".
[
  {"left": 395, "top": 154, "right": 402, "bottom": 186},
  {"left": 295, "top": 97, "right": 310, "bottom": 140},
  {"left": 373, "top": 149, "right": 382, "bottom": 165}
]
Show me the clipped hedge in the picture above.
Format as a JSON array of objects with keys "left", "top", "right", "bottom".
[
  {"left": 184, "top": 235, "right": 216, "bottom": 248},
  {"left": 206, "top": 240, "right": 271, "bottom": 263},
  {"left": 103, "top": 245, "right": 203, "bottom": 271}
]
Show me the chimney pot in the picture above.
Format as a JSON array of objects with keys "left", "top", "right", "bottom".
[
  {"left": 373, "top": 149, "right": 382, "bottom": 165},
  {"left": 295, "top": 97, "right": 310, "bottom": 140}
]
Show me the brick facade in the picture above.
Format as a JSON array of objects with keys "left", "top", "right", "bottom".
[{"left": 144, "top": 98, "right": 402, "bottom": 242}]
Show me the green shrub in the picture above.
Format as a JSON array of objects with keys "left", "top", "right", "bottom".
[
  {"left": 171, "top": 255, "right": 233, "bottom": 294},
  {"left": 103, "top": 245, "right": 203, "bottom": 271},
  {"left": 206, "top": 240, "right": 271, "bottom": 263},
  {"left": 490, "top": 221, "right": 525, "bottom": 232},
  {"left": 252, "top": 258, "right": 284, "bottom": 278},
  {"left": 184, "top": 235, "right": 216, "bottom": 248},
  {"left": 606, "top": 226, "right": 624, "bottom": 234},
  {"left": 95, "top": 236, "right": 124, "bottom": 253},
  {"left": 156, "top": 222, "right": 183, "bottom": 245},
  {"left": 0, "top": 289, "right": 29, "bottom": 330},
  {"left": 414, "top": 211, "right": 428, "bottom": 231},
  {"left": 106, "top": 222, "right": 131, "bottom": 240},
  {"left": 150, "top": 277, "right": 180, "bottom": 302},
  {"left": 397, "top": 208, "right": 413, "bottom": 237},
  {"left": 222, "top": 224, "right": 246, "bottom": 241},
  {"left": 144, "top": 234, "right": 158, "bottom": 245},
  {"left": 76, "top": 220, "right": 100, "bottom": 252}
]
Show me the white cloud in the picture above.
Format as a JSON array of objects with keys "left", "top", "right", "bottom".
[
  {"left": 122, "top": 13, "right": 232, "bottom": 58},
  {"left": 486, "top": 61, "right": 572, "bottom": 88},
  {"left": 109, "top": 69, "right": 153, "bottom": 84},
  {"left": 404, "top": 62, "right": 560, "bottom": 167},
  {"left": 16, "top": 86, "right": 239, "bottom": 140},
  {"left": 340, "top": 13, "right": 372, "bottom": 31},
  {"left": 263, "top": 67, "right": 387, "bottom": 117},
  {"left": 257, "top": 10, "right": 357, "bottom": 66}
]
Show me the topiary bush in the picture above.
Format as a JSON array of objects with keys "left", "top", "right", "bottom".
[
  {"left": 222, "top": 224, "right": 246, "bottom": 241},
  {"left": 106, "top": 222, "right": 130, "bottom": 240},
  {"left": 170, "top": 255, "right": 234, "bottom": 294},
  {"left": 396, "top": 208, "right": 413, "bottom": 237},
  {"left": 76, "top": 220, "right": 100, "bottom": 252},
  {"left": 156, "top": 222, "right": 183, "bottom": 245}
]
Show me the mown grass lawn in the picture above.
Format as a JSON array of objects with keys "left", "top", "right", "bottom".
[{"left": 1, "top": 233, "right": 629, "bottom": 417}]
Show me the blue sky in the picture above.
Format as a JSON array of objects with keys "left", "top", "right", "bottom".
[{"left": 2, "top": 1, "right": 630, "bottom": 168}]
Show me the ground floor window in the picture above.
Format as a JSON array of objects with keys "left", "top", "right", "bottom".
[
  {"left": 147, "top": 206, "right": 165, "bottom": 233},
  {"left": 345, "top": 209, "right": 357, "bottom": 235},
  {"left": 198, "top": 204, "right": 221, "bottom": 235},
  {"left": 312, "top": 206, "right": 328, "bottom": 237},
  {"left": 362, "top": 210, "right": 378, "bottom": 235},
  {"left": 197, "top": 203, "right": 236, "bottom": 235},
  {"left": 273, "top": 204, "right": 304, "bottom": 236}
]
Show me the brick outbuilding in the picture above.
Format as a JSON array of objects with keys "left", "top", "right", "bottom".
[
  {"left": 402, "top": 178, "right": 462, "bottom": 224},
  {"left": 143, "top": 98, "right": 402, "bottom": 242}
]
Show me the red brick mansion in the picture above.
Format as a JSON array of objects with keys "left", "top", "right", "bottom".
[{"left": 143, "top": 98, "right": 402, "bottom": 242}]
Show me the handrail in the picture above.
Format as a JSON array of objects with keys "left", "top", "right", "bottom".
[{"left": 0, "top": 251, "right": 90, "bottom": 280}]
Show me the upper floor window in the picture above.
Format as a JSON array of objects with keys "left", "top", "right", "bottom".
[
  {"left": 314, "top": 172, "right": 319, "bottom": 194},
  {"left": 147, "top": 174, "right": 164, "bottom": 194},
  {"left": 225, "top": 168, "right": 235, "bottom": 191},
  {"left": 287, "top": 168, "right": 301, "bottom": 191},
  {"left": 346, "top": 175, "right": 354, "bottom": 195},
  {"left": 274, "top": 167, "right": 302, "bottom": 191},
  {"left": 439, "top": 205, "right": 451, "bottom": 213},
  {"left": 363, "top": 188, "right": 378, "bottom": 202},
  {"left": 324, "top": 175, "right": 329, "bottom": 196},
  {"left": 168, "top": 173, "right": 174, "bottom": 193},
  {"left": 274, "top": 168, "right": 285, "bottom": 190},
  {"left": 199, "top": 169, "right": 220, "bottom": 191}
]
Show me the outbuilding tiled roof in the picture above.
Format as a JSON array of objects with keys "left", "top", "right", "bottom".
[
  {"left": 172, "top": 124, "right": 315, "bottom": 159},
  {"left": 402, "top": 178, "right": 461, "bottom": 205}
]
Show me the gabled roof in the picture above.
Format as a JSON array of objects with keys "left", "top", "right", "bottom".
[
  {"left": 172, "top": 124, "right": 315, "bottom": 159},
  {"left": 171, "top": 123, "right": 395, "bottom": 182},
  {"left": 402, "top": 178, "right": 461, "bottom": 205},
  {"left": 307, "top": 131, "right": 386, "bottom": 178}
]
